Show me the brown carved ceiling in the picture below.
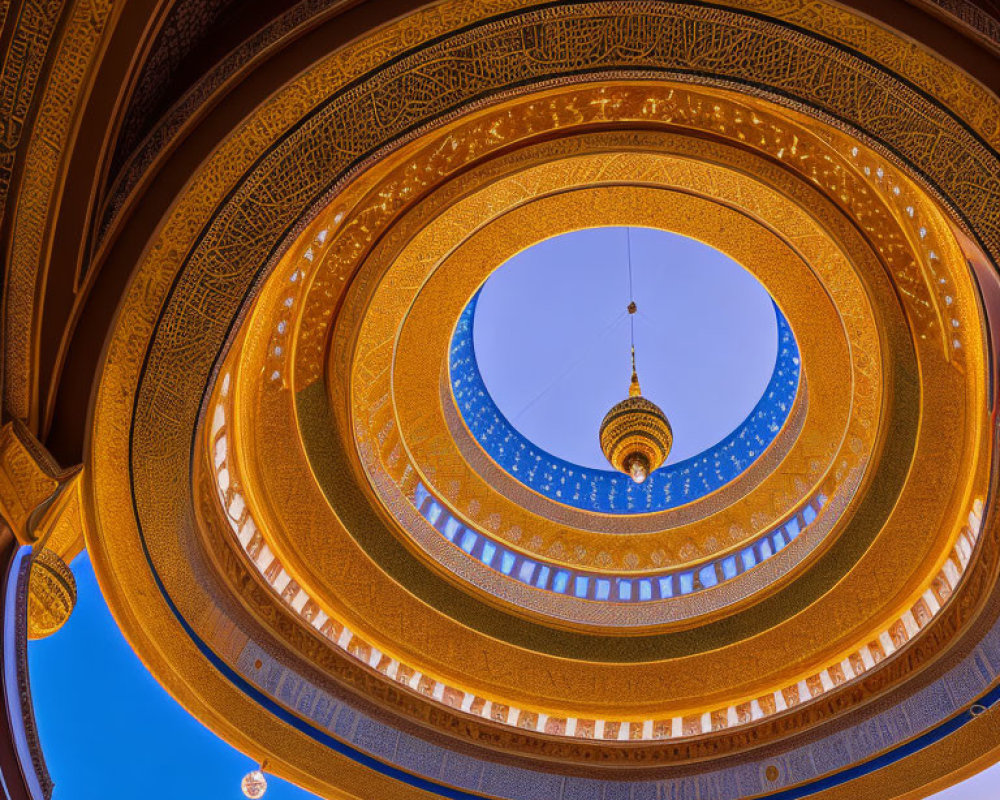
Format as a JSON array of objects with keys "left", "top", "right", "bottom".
[{"left": 107, "top": 0, "right": 301, "bottom": 182}]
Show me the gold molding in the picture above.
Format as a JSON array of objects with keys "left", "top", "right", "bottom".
[
  {"left": 0, "top": 420, "right": 85, "bottom": 564},
  {"left": 80, "top": 1, "right": 998, "bottom": 795},
  {"left": 221, "top": 88, "right": 984, "bottom": 715},
  {"left": 3, "top": 0, "right": 117, "bottom": 427}
]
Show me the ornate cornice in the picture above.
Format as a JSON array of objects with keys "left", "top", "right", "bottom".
[
  {"left": 77, "top": 1, "right": 1000, "bottom": 797},
  {"left": 2, "top": 0, "right": 115, "bottom": 426}
]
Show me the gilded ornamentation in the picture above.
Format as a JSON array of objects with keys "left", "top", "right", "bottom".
[
  {"left": 0, "top": 0, "right": 63, "bottom": 224},
  {"left": 207, "top": 87, "right": 984, "bottom": 771},
  {"left": 0, "top": 421, "right": 59, "bottom": 539},
  {"left": 79, "top": 1, "right": 997, "bottom": 797},
  {"left": 119, "top": 81, "right": 968, "bottom": 688},
  {"left": 600, "top": 374, "right": 674, "bottom": 484},
  {"left": 328, "top": 111, "right": 875, "bottom": 576},
  {"left": 206, "top": 93, "right": 980, "bottom": 727},
  {"left": 27, "top": 547, "right": 76, "bottom": 639},
  {"left": 3, "top": 0, "right": 115, "bottom": 425},
  {"left": 353, "top": 175, "right": 865, "bottom": 623},
  {"left": 100, "top": 0, "right": 352, "bottom": 242},
  {"left": 0, "top": 421, "right": 87, "bottom": 563},
  {"left": 206, "top": 369, "right": 986, "bottom": 745},
  {"left": 97, "top": 0, "right": 1000, "bottom": 254}
]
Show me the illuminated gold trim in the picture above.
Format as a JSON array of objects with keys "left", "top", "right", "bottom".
[
  {"left": 79, "top": 0, "right": 997, "bottom": 793},
  {"left": 380, "top": 179, "right": 860, "bottom": 625},
  {"left": 217, "top": 89, "right": 984, "bottom": 714}
]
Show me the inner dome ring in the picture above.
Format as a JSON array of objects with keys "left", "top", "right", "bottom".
[
  {"left": 452, "top": 226, "right": 800, "bottom": 515},
  {"left": 379, "top": 181, "right": 870, "bottom": 625},
  {"left": 369, "top": 144, "right": 876, "bottom": 540},
  {"left": 62, "top": 0, "right": 1000, "bottom": 793},
  {"left": 166, "top": 79, "right": 976, "bottom": 732}
]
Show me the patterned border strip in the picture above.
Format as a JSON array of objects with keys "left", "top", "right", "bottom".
[
  {"left": 7, "top": 547, "right": 53, "bottom": 800},
  {"left": 99, "top": 0, "right": 346, "bottom": 244},
  {"left": 0, "top": 0, "right": 64, "bottom": 225},
  {"left": 210, "top": 377, "right": 983, "bottom": 739},
  {"left": 844, "top": 143, "right": 968, "bottom": 354},
  {"left": 916, "top": 0, "right": 1000, "bottom": 51},
  {"left": 209, "top": 116, "right": 981, "bottom": 739},
  {"left": 413, "top": 480, "right": 824, "bottom": 602},
  {"left": 450, "top": 294, "right": 801, "bottom": 513}
]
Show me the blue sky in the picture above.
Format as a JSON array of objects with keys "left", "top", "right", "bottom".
[
  {"left": 27, "top": 227, "right": 996, "bottom": 798},
  {"left": 29, "top": 554, "right": 317, "bottom": 800}
]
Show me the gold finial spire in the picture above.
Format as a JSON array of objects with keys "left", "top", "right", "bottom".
[
  {"left": 628, "top": 300, "right": 641, "bottom": 397},
  {"left": 629, "top": 346, "right": 641, "bottom": 397},
  {"left": 600, "top": 338, "right": 672, "bottom": 485}
]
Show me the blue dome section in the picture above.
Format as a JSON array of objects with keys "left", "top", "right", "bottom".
[{"left": 449, "top": 293, "right": 800, "bottom": 514}]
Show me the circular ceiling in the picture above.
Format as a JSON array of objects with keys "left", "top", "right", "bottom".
[{"left": 76, "top": 3, "right": 1000, "bottom": 799}]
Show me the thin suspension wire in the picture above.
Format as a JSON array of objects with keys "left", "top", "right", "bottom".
[
  {"left": 626, "top": 227, "right": 635, "bottom": 307},
  {"left": 626, "top": 227, "right": 637, "bottom": 374},
  {"left": 511, "top": 311, "right": 628, "bottom": 424}
]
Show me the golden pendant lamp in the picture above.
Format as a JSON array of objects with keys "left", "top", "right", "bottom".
[
  {"left": 599, "top": 338, "right": 673, "bottom": 484},
  {"left": 599, "top": 236, "right": 673, "bottom": 485}
]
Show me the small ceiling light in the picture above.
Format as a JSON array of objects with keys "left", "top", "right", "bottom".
[
  {"left": 241, "top": 768, "right": 268, "bottom": 799},
  {"left": 599, "top": 230, "right": 672, "bottom": 484}
]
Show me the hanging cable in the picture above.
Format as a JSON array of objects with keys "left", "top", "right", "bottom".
[
  {"left": 626, "top": 226, "right": 635, "bottom": 307},
  {"left": 626, "top": 227, "right": 638, "bottom": 381},
  {"left": 511, "top": 311, "right": 627, "bottom": 424}
]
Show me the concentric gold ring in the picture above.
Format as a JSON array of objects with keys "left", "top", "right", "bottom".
[
  {"left": 78, "top": 0, "right": 997, "bottom": 792},
  {"left": 378, "top": 179, "right": 866, "bottom": 626},
  {"left": 211, "top": 84, "right": 984, "bottom": 720},
  {"left": 330, "top": 100, "right": 888, "bottom": 628}
]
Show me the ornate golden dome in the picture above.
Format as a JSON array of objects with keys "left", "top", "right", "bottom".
[
  {"left": 599, "top": 367, "right": 672, "bottom": 484},
  {"left": 27, "top": 548, "right": 76, "bottom": 640}
]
